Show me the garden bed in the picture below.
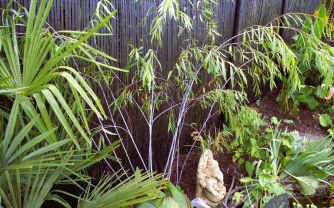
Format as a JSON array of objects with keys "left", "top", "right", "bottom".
[
  {"left": 2, "top": 1, "right": 334, "bottom": 208},
  {"left": 251, "top": 90, "right": 327, "bottom": 140},
  {"left": 173, "top": 90, "right": 329, "bottom": 203}
]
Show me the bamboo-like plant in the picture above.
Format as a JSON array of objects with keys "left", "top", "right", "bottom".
[
  {"left": 91, "top": 0, "right": 304, "bottom": 180},
  {"left": 278, "top": 5, "right": 334, "bottom": 112},
  {"left": 75, "top": 1, "right": 334, "bottom": 207}
]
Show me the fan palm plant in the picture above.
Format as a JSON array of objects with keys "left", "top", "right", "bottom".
[
  {"left": 0, "top": 1, "right": 166, "bottom": 207},
  {"left": 0, "top": 0, "right": 120, "bottom": 147},
  {"left": 77, "top": 172, "right": 167, "bottom": 208},
  {"left": 0, "top": 104, "right": 165, "bottom": 207},
  {"left": 0, "top": 94, "right": 122, "bottom": 207}
]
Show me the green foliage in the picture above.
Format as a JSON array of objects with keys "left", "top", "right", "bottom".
[
  {"left": 293, "top": 176, "right": 319, "bottom": 196},
  {"left": 319, "top": 113, "right": 332, "bottom": 127},
  {"left": 217, "top": 107, "right": 267, "bottom": 166},
  {"left": 282, "top": 138, "right": 334, "bottom": 180},
  {"left": 276, "top": 5, "right": 334, "bottom": 112},
  {"left": 137, "top": 182, "right": 191, "bottom": 208},
  {"left": 0, "top": 1, "right": 165, "bottom": 208},
  {"left": 0, "top": 1, "right": 332, "bottom": 208},
  {"left": 294, "top": 85, "right": 320, "bottom": 110},
  {"left": 217, "top": 106, "right": 303, "bottom": 169},
  {"left": 103, "top": 0, "right": 330, "bottom": 180},
  {"left": 318, "top": 110, "right": 334, "bottom": 136},
  {"left": 214, "top": 104, "right": 334, "bottom": 207},
  {"left": 0, "top": 0, "right": 114, "bottom": 148},
  {"left": 239, "top": 125, "right": 334, "bottom": 207},
  {"left": 73, "top": 3, "right": 334, "bottom": 208},
  {"left": 77, "top": 172, "right": 167, "bottom": 208},
  {"left": 0, "top": 100, "right": 122, "bottom": 207}
]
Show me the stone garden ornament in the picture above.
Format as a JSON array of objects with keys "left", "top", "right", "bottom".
[{"left": 196, "top": 149, "right": 226, "bottom": 207}]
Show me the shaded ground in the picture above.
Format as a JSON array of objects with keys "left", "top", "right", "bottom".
[{"left": 250, "top": 90, "right": 327, "bottom": 140}]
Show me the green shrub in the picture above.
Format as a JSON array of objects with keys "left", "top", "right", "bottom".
[{"left": 277, "top": 5, "right": 334, "bottom": 113}]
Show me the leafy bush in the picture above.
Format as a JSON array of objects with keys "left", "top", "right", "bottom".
[
  {"left": 276, "top": 5, "right": 334, "bottom": 113},
  {"left": 219, "top": 107, "right": 267, "bottom": 167},
  {"left": 215, "top": 107, "right": 296, "bottom": 171},
  {"left": 214, "top": 106, "right": 334, "bottom": 207},
  {"left": 239, "top": 123, "right": 334, "bottom": 207},
  {"left": 137, "top": 182, "right": 191, "bottom": 208}
]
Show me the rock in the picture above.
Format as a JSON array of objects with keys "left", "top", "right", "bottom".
[{"left": 191, "top": 198, "right": 211, "bottom": 208}]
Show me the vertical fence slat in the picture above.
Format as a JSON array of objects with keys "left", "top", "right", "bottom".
[
  {"left": 234, "top": 0, "right": 284, "bottom": 101},
  {"left": 282, "top": 0, "right": 320, "bottom": 42}
]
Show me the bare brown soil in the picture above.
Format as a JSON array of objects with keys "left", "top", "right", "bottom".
[{"left": 250, "top": 90, "right": 327, "bottom": 139}]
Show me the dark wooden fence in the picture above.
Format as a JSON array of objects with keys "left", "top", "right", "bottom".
[
  {"left": 0, "top": 0, "right": 320, "bottom": 173},
  {"left": 0, "top": 0, "right": 319, "bottom": 70}
]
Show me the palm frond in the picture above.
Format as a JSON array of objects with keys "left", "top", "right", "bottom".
[{"left": 77, "top": 172, "right": 167, "bottom": 208}]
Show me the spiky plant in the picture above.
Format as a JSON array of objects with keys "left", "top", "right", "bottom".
[{"left": 0, "top": 1, "right": 166, "bottom": 207}]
